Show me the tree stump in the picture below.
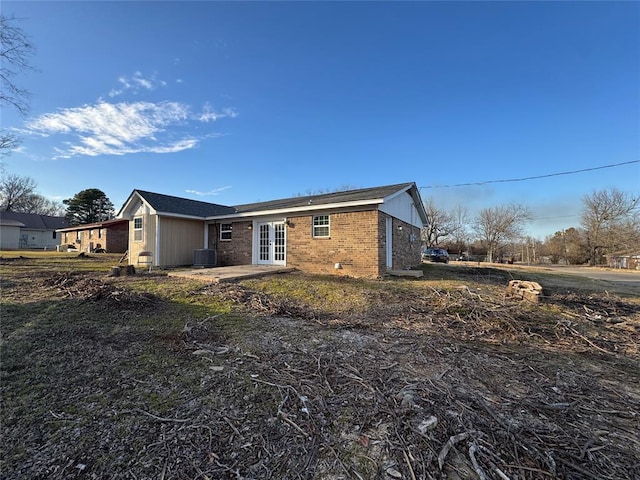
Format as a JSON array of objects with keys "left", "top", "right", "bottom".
[
  {"left": 108, "top": 265, "right": 136, "bottom": 277},
  {"left": 506, "top": 280, "right": 543, "bottom": 303}
]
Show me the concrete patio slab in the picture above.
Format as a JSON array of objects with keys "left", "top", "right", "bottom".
[
  {"left": 387, "top": 269, "right": 424, "bottom": 278},
  {"left": 167, "top": 265, "right": 295, "bottom": 283}
]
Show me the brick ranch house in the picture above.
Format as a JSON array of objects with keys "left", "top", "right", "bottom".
[
  {"left": 117, "top": 182, "right": 428, "bottom": 278},
  {"left": 57, "top": 218, "right": 129, "bottom": 253}
]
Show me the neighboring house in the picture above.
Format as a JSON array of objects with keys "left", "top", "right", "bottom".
[
  {"left": 606, "top": 252, "right": 640, "bottom": 270},
  {"left": 117, "top": 182, "right": 428, "bottom": 277},
  {"left": 0, "top": 211, "right": 69, "bottom": 250},
  {"left": 0, "top": 218, "right": 24, "bottom": 249},
  {"left": 57, "top": 218, "right": 129, "bottom": 253}
]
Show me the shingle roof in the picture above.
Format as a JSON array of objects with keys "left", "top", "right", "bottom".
[
  {"left": 233, "top": 182, "right": 416, "bottom": 214},
  {"left": 124, "top": 182, "right": 423, "bottom": 221},
  {"left": 134, "top": 190, "right": 237, "bottom": 217},
  {"left": 0, "top": 211, "right": 69, "bottom": 230}
]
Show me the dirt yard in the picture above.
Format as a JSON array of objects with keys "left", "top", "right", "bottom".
[{"left": 1, "top": 255, "right": 639, "bottom": 480}]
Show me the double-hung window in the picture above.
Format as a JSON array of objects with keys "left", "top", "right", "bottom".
[
  {"left": 312, "top": 215, "right": 330, "bottom": 238},
  {"left": 220, "top": 224, "right": 232, "bottom": 241},
  {"left": 133, "top": 217, "right": 143, "bottom": 241}
]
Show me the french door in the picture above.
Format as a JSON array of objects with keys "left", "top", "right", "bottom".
[{"left": 257, "top": 221, "right": 286, "bottom": 265}]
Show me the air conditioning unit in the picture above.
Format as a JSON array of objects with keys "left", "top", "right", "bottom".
[{"left": 193, "top": 249, "right": 217, "bottom": 268}]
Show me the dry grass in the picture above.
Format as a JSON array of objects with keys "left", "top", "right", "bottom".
[{"left": 1, "top": 253, "right": 639, "bottom": 479}]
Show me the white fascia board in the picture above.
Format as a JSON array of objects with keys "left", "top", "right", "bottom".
[
  {"left": 153, "top": 211, "right": 206, "bottom": 221},
  {"left": 205, "top": 198, "right": 384, "bottom": 221},
  {"left": 116, "top": 191, "right": 142, "bottom": 218},
  {"left": 117, "top": 191, "right": 158, "bottom": 218},
  {"left": 409, "top": 189, "right": 428, "bottom": 225},
  {"left": 381, "top": 185, "right": 428, "bottom": 227}
]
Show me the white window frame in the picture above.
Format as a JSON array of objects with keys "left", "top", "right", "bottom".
[
  {"left": 312, "top": 215, "right": 330, "bottom": 238},
  {"left": 220, "top": 223, "right": 232, "bottom": 241},
  {"left": 133, "top": 217, "right": 143, "bottom": 242}
]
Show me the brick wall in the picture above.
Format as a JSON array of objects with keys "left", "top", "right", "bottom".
[
  {"left": 209, "top": 221, "right": 253, "bottom": 266},
  {"left": 62, "top": 223, "right": 128, "bottom": 253},
  {"left": 286, "top": 209, "right": 382, "bottom": 277},
  {"left": 205, "top": 211, "right": 422, "bottom": 277},
  {"left": 389, "top": 216, "right": 422, "bottom": 271},
  {"left": 104, "top": 223, "right": 128, "bottom": 253}
]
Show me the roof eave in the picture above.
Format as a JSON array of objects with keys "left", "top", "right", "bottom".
[
  {"left": 206, "top": 198, "right": 385, "bottom": 220},
  {"left": 154, "top": 211, "right": 210, "bottom": 221}
]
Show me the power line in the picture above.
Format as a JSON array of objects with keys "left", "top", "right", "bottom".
[{"left": 419, "top": 160, "right": 639, "bottom": 189}]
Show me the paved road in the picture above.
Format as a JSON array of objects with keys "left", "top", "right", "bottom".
[
  {"left": 540, "top": 265, "right": 640, "bottom": 288},
  {"left": 449, "top": 262, "right": 640, "bottom": 290}
]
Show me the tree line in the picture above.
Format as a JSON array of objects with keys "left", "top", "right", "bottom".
[
  {"left": 422, "top": 189, "right": 639, "bottom": 266},
  {"left": 0, "top": 171, "right": 115, "bottom": 226}
]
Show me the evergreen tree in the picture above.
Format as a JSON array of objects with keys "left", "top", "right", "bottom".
[{"left": 63, "top": 188, "right": 114, "bottom": 225}]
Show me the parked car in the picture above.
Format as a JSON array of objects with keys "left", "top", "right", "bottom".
[{"left": 422, "top": 248, "right": 450, "bottom": 263}]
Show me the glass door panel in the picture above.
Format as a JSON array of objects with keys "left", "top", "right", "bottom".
[
  {"left": 256, "top": 222, "right": 286, "bottom": 265},
  {"left": 274, "top": 223, "right": 285, "bottom": 262},
  {"left": 259, "top": 224, "right": 270, "bottom": 262}
]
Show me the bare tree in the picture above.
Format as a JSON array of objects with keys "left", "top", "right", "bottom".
[
  {"left": 422, "top": 197, "right": 468, "bottom": 248},
  {"left": 447, "top": 205, "right": 471, "bottom": 253},
  {"left": 541, "top": 227, "right": 589, "bottom": 265},
  {"left": 473, "top": 204, "right": 532, "bottom": 263},
  {"left": 581, "top": 188, "right": 639, "bottom": 265},
  {"left": 0, "top": 172, "right": 37, "bottom": 211},
  {"left": 21, "top": 193, "right": 65, "bottom": 216},
  {"left": 0, "top": 14, "right": 36, "bottom": 155}
]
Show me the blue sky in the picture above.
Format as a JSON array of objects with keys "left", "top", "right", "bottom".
[{"left": 3, "top": 1, "right": 639, "bottom": 238}]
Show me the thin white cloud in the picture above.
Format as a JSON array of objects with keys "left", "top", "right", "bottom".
[
  {"left": 199, "top": 103, "right": 238, "bottom": 122},
  {"left": 186, "top": 186, "right": 232, "bottom": 196},
  {"left": 24, "top": 100, "right": 236, "bottom": 159},
  {"left": 108, "top": 71, "right": 166, "bottom": 97}
]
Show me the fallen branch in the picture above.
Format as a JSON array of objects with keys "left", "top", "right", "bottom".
[
  {"left": 468, "top": 443, "right": 488, "bottom": 480},
  {"left": 569, "top": 327, "right": 613, "bottom": 355},
  {"left": 277, "top": 410, "right": 310, "bottom": 439},
  {"left": 438, "top": 432, "right": 469, "bottom": 470},
  {"left": 403, "top": 449, "right": 417, "bottom": 480},
  {"left": 124, "top": 408, "right": 189, "bottom": 423}
]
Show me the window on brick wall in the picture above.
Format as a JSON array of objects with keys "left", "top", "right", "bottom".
[
  {"left": 220, "top": 223, "right": 232, "bottom": 241},
  {"left": 313, "top": 215, "right": 330, "bottom": 238},
  {"left": 134, "top": 217, "right": 143, "bottom": 241},
  {"left": 98, "top": 229, "right": 103, "bottom": 239}
]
